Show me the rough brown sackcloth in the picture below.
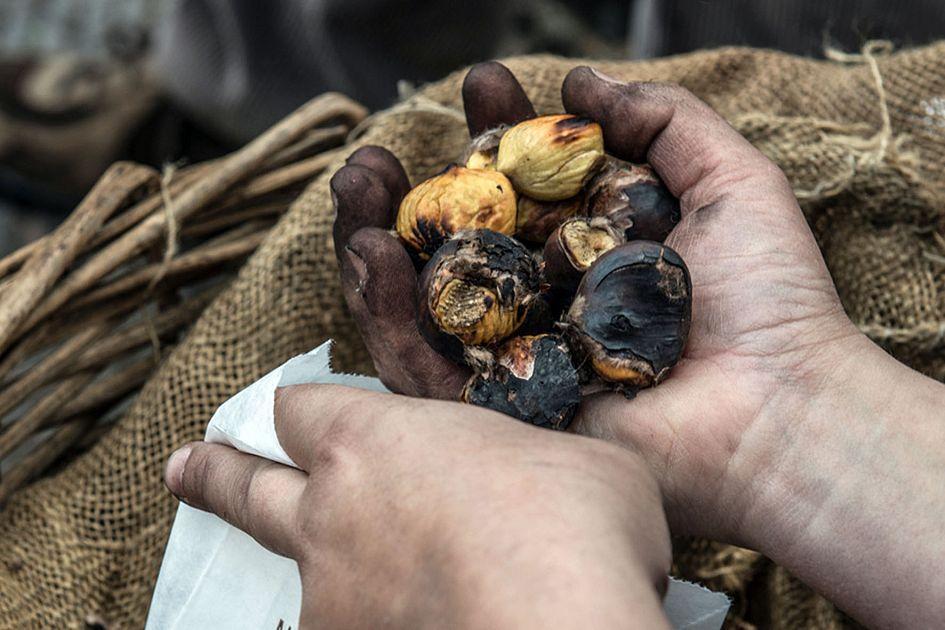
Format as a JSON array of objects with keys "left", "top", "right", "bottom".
[{"left": 2, "top": 42, "right": 944, "bottom": 628}]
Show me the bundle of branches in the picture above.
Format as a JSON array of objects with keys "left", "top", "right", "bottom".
[{"left": 0, "top": 93, "right": 367, "bottom": 504}]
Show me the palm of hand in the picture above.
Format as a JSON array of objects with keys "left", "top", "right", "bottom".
[{"left": 578, "top": 165, "right": 856, "bottom": 537}]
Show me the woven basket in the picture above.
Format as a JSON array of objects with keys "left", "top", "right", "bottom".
[{"left": 0, "top": 93, "right": 367, "bottom": 502}]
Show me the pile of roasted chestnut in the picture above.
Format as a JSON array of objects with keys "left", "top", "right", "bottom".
[{"left": 392, "top": 113, "right": 691, "bottom": 430}]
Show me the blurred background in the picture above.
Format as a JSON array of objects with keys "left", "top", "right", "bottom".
[{"left": 1, "top": 0, "right": 944, "bottom": 254}]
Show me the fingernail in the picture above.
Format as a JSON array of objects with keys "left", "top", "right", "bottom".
[
  {"left": 164, "top": 443, "right": 194, "bottom": 497},
  {"left": 590, "top": 67, "right": 623, "bottom": 85}
]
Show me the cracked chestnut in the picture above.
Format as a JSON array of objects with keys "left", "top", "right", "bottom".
[
  {"left": 463, "top": 334, "right": 580, "bottom": 430},
  {"left": 586, "top": 159, "right": 680, "bottom": 242},
  {"left": 542, "top": 216, "right": 623, "bottom": 293},
  {"left": 565, "top": 241, "right": 691, "bottom": 389},
  {"left": 396, "top": 165, "right": 516, "bottom": 259},
  {"left": 418, "top": 229, "right": 541, "bottom": 366}
]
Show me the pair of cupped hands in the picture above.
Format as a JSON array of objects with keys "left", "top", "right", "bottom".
[{"left": 165, "top": 64, "right": 945, "bottom": 629}]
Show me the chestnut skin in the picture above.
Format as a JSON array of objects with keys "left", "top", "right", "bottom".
[
  {"left": 463, "top": 334, "right": 580, "bottom": 430},
  {"left": 515, "top": 194, "right": 584, "bottom": 244},
  {"left": 565, "top": 241, "right": 691, "bottom": 390},
  {"left": 586, "top": 159, "right": 680, "bottom": 242},
  {"left": 462, "top": 126, "right": 506, "bottom": 170},
  {"left": 418, "top": 229, "right": 541, "bottom": 367}
]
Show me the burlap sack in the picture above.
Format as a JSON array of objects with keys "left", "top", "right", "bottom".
[{"left": 2, "top": 43, "right": 943, "bottom": 628}]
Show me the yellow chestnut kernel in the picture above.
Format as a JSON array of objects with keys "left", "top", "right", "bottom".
[
  {"left": 433, "top": 279, "right": 523, "bottom": 346},
  {"left": 465, "top": 149, "right": 496, "bottom": 170}
]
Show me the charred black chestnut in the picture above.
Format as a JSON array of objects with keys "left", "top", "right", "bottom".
[
  {"left": 418, "top": 229, "right": 541, "bottom": 366},
  {"left": 586, "top": 159, "right": 680, "bottom": 242},
  {"left": 565, "top": 241, "right": 691, "bottom": 389},
  {"left": 543, "top": 216, "right": 623, "bottom": 293},
  {"left": 463, "top": 334, "right": 580, "bottom": 430}
]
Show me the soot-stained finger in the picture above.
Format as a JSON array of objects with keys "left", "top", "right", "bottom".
[
  {"left": 346, "top": 145, "right": 411, "bottom": 206},
  {"left": 561, "top": 66, "right": 769, "bottom": 204},
  {"left": 339, "top": 227, "right": 471, "bottom": 400},
  {"left": 330, "top": 164, "right": 395, "bottom": 262},
  {"left": 462, "top": 61, "right": 537, "bottom": 137}
]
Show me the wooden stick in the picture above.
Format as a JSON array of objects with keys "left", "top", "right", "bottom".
[
  {"left": 89, "top": 162, "right": 214, "bottom": 249},
  {"left": 226, "top": 149, "right": 343, "bottom": 203},
  {"left": 0, "top": 163, "right": 158, "bottom": 354},
  {"left": 192, "top": 147, "right": 342, "bottom": 221},
  {"left": 69, "top": 292, "right": 216, "bottom": 374},
  {"left": 0, "top": 417, "right": 91, "bottom": 505},
  {"left": 181, "top": 204, "right": 286, "bottom": 240},
  {"left": 0, "top": 372, "right": 95, "bottom": 459},
  {"left": 201, "top": 220, "right": 277, "bottom": 248},
  {"left": 0, "top": 294, "right": 143, "bottom": 386},
  {"left": 0, "top": 242, "right": 32, "bottom": 280},
  {"left": 264, "top": 124, "right": 349, "bottom": 170},
  {"left": 67, "top": 232, "right": 266, "bottom": 310},
  {"left": 16, "top": 94, "right": 365, "bottom": 342},
  {"left": 54, "top": 357, "right": 155, "bottom": 423},
  {"left": 0, "top": 323, "right": 108, "bottom": 420},
  {"left": 0, "top": 163, "right": 207, "bottom": 281},
  {"left": 0, "top": 109, "right": 354, "bottom": 282}
]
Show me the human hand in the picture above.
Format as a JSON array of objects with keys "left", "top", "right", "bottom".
[
  {"left": 332, "top": 62, "right": 945, "bottom": 628},
  {"left": 331, "top": 61, "right": 855, "bottom": 538},
  {"left": 164, "top": 384, "right": 671, "bottom": 629}
]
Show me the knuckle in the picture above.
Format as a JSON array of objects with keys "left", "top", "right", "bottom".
[
  {"left": 309, "top": 387, "right": 380, "bottom": 475},
  {"left": 240, "top": 463, "right": 281, "bottom": 535},
  {"left": 274, "top": 384, "right": 312, "bottom": 426},
  {"left": 314, "top": 412, "right": 363, "bottom": 470},
  {"left": 658, "top": 82, "right": 693, "bottom": 102}
]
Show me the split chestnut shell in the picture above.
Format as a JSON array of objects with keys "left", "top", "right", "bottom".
[
  {"left": 543, "top": 216, "right": 623, "bottom": 293},
  {"left": 586, "top": 159, "right": 680, "bottom": 242},
  {"left": 418, "top": 230, "right": 541, "bottom": 364}
]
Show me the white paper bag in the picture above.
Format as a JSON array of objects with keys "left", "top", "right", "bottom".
[{"left": 147, "top": 341, "right": 729, "bottom": 629}]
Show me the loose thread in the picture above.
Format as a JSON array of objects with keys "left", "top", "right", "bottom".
[
  {"left": 145, "top": 309, "right": 162, "bottom": 366},
  {"left": 826, "top": 40, "right": 895, "bottom": 163},
  {"left": 740, "top": 41, "right": 925, "bottom": 202},
  {"left": 148, "top": 164, "right": 182, "bottom": 292}
]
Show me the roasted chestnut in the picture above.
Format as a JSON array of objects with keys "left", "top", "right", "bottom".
[
  {"left": 565, "top": 241, "right": 691, "bottom": 389},
  {"left": 396, "top": 165, "right": 517, "bottom": 259},
  {"left": 543, "top": 216, "right": 623, "bottom": 293},
  {"left": 586, "top": 159, "right": 680, "bottom": 242},
  {"left": 418, "top": 229, "right": 541, "bottom": 366},
  {"left": 496, "top": 115, "right": 605, "bottom": 201},
  {"left": 515, "top": 194, "right": 584, "bottom": 244},
  {"left": 463, "top": 334, "right": 580, "bottom": 430}
]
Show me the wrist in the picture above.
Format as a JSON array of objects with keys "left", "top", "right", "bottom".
[{"left": 739, "top": 331, "right": 945, "bottom": 627}]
